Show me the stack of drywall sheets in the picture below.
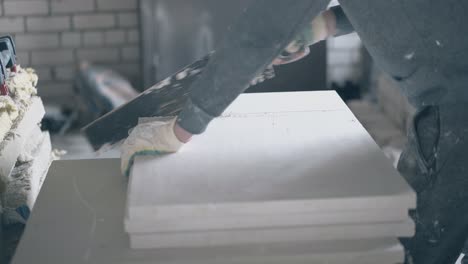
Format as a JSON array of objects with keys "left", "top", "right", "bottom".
[{"left": 125, "top": 92, "right": 415, "bottom": 263}]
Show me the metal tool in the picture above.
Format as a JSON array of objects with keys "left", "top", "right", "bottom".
[
  {"left": 0, "top": 35, "right": 17, "bottom": 72},
  {"left": 82, "top": 54, "right": 211, "bottom": 150},
  {"left": 83, "top": 0, "right": 326, "bottom": 150},
  {"left": 0, "top": 35, "right": 18, "bottom": 96},
  {"left": 82, "top": 54, "right": 277, "bottom": 150}
]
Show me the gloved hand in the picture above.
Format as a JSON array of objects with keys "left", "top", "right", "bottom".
[
  {"left": 273, "top": 10, "right": 336, "bottom": 66},
  {"left": 121, "top": 117, "right": 184, "bottom": 177}
]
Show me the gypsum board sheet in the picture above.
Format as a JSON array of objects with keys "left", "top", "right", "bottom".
[
  {"left": 124, "top": 207, "right": 410, "bottom": 234},
  {"left": 127, "top": 110, "right": 415, "bottom": 220},
  {"left": 112, "top": 240, "right": 404, "bottom": 264},
  {"left": 128, "top": 219, "right": 414, "bottom": 249},
  {"left": 121, "top": 251, "right": 403, "bottom": 264}
]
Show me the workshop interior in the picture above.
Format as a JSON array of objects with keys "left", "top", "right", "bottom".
[{"left": 0, "top": 0, "right": 466, "bottom": 263}]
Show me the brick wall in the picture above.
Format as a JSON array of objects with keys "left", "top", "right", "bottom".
[{"left": 0, "top": 0, "right": 141, "bottom": 104}]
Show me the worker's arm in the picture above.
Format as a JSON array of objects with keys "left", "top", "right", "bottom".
[
  {"left": 175, "top": 0, "right": 331, "bottom": 138},
  {"left": 122, "top": 0, "right": 330, "bottom": 175},
  {"left": 121, "top": 3, "right": 353, "bottom": 175},
  {"left": 273, "top": 5, "right": 355, "bottom": 66},
  {"left": 174, "top": 4, "right": 354, "bottom": 142}
]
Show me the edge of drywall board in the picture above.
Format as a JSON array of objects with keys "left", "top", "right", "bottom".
[
  {"left": 127, "top": 238, "right": 404, "bottom": 264},
  {"left": 128, "top": 219, "right": 414, "bottom": 249},
  {"left": 224, "top": 91, "right": 348, "bottom": 114},
  {"left": 123, "top": 208, "right": 411, "bottom": 234},
  {"left": 127, "top": 190, "right": 416, "bottom": 220}
]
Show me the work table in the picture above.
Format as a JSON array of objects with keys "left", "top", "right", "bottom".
[{"left": 11, "top": 91, "right": 413, "bottom": 263}]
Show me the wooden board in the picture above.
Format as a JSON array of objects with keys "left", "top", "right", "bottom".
[
  {"left": 13, "top": 159, "right": 404, "bottom": 264},
  {"left": 127, "top": 92, "right": 415, "bottom": 221}
]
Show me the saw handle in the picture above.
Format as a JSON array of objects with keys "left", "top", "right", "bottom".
[{"left": 0, "top": 35, "right": 17, "bottom": 72}]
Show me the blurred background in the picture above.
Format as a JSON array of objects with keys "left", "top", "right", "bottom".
[
  {"left": 0, "top": 0, "right": 423, "bottom": 262},
  {"left": 0, "top": 0, "right": 421, "bottom": 189},
  {"left": 0, "top": 0, "right": 413, "bottom": 162}
]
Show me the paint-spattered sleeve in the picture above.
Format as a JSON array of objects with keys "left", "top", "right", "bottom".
[
  {"left": 330, "top": 5, "right": 355, "bottom": 37},
  {"left": 176, "top": 0, "right": 329, "bottom": 135}
]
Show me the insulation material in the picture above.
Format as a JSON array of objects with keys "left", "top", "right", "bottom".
[
  {"left": 0, "top": 97, "right": 45, "bottom": 185},
  {"left": 0, "top": 97, "right": 19, "bottom": 142},
  {"left": 3, "top": 131, "right": 52, "bottom": 225}
]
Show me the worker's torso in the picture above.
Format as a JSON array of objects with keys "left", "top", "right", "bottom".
[{"left": 339, "top": 0, "right": 468, "bottom": 107}]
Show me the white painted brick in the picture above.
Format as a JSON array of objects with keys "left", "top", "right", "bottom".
[
  {"left": 121, "top": 46, "right": 139, "bottom": 61},
  {"left": 31, "top": 50, "right": 74, "bottom": 66},
  {"left": 4, "top": 1, "right": 48, "bottom": 16},
  {"left": 73, "top": 14, "right": 115, "bottom": 30},
  {"left": 0, "top": 18, "right": 25, "bottom": 33},
  {"left": 97, "top": 0, "right": 138, "bottom": 11},
  {"left": 104, "top": 30, "right": 126, "bottom": 45},
  {"left": 53, "top": 66, "right": 75, "bottom": 81},
  {"left": 35, "top": 67, "right": 53, "bottom": 82},
  {"left": 118, "top": 12, "right": 138, "bottom": 27},
  {"left": 83, "top": 31, "right": 104, "bottom": 47},
  {"left": 27, "top": 17, "right": 71, "bottom": 32},
  {"left": 77, "top": 48, "right": 119, "bottom": 63},
  {"left": 15, "top": 34, "right": 60, "bottom": 50},
  {"left": 61, "top": 32, "right": 81, "bottom": 47},
  {"left": 127, "top": 29, "right": 139, "bottom": 43},
  {"left": 16, "top": 51, "right": 30, "bottom": 66},
  {"left": 51, "top": 0, "right": 95, "bottom": 14}
]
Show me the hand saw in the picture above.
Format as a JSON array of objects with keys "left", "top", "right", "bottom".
[
  {"left": 82, "top": 54, "right": 275, "bottom": 151},
  {"left": 82, "top": 0, "right": 327, "bottom": 151}
]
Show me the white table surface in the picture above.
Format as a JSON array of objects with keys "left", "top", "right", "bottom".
[
  {"left": 12, "top": 158, "right": 404, "bottom": 264},
  {"left": 12, "top": 91, "right": 412, "bottom": 263}
]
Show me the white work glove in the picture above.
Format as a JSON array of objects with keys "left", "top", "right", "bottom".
[{"left": 121, "top": 117, "right": 183, "bottom": 177}]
